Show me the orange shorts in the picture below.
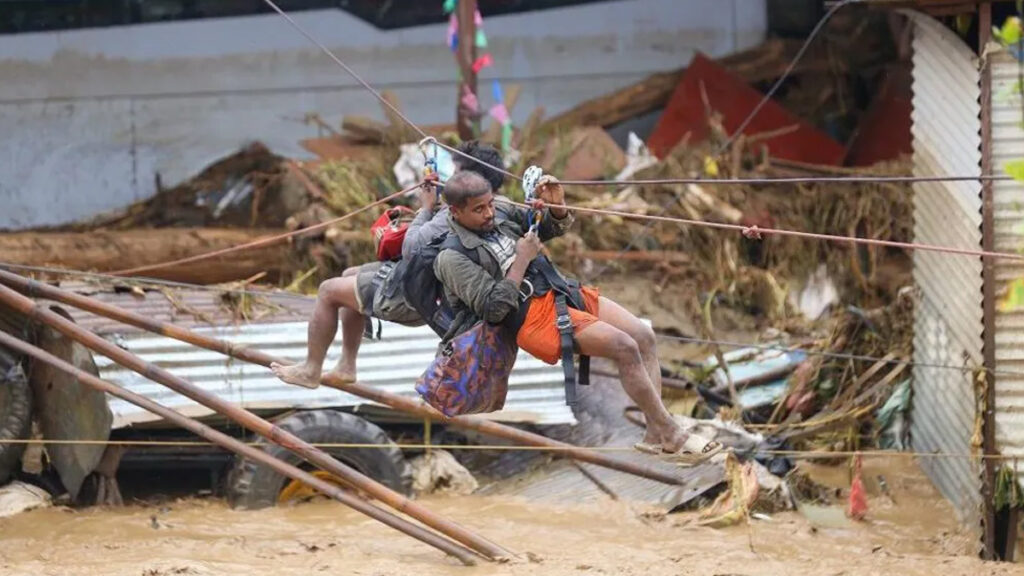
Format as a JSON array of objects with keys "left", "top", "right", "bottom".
[{"left": 516, "top": 286, "right": 600, "bottom": 365}]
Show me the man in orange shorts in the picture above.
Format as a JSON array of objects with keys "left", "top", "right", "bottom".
[{"left": 434, "top": 170, "right": 724, "bottom": 465}]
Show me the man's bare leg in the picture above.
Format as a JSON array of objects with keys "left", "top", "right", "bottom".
[
  {"left": 574, "top": 321, "right": 688, "bottom": 453},
  {"left": 329, "top": 265, "right": 365, "bottom": 379},
  {"left": 271, "top": 276, "right": 360, "bottom": 388},
  {"left": 593, "top": 297, "right": 663, "bottom": 445},
  {"left": 331, "top": 306, "right": 364, "bottom": 380}
]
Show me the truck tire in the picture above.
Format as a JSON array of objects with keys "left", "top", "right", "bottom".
[
  {"left": 0, "top": 357, "right": 32, "bottom": 485},
  {"left": 226, "top": 410, "right": 412, "bottom": 510}
]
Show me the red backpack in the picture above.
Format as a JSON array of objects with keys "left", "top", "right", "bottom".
[{"left": 371, "top": 206, "right": 416, "bottom": 261}]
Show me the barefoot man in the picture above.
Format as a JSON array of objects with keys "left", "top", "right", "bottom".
[{"left": 270, "top": 141, "right": 510, "bottom": 388}]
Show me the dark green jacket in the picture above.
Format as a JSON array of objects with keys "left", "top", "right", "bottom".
[{"left": 433, "top": 196, "right": 573, "bottom": 338}]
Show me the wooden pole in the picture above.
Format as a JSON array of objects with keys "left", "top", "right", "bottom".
[
  {"left": 0, "top": 281, "right": 512, "bottom": 562},
  {"left": 456, "top": 0, "right": 478, "bottom": 140},
  {"left": 979, "top": 2, "right": 999, "bottom": 561},
  {"left": 0, "top": 270, "right": 684, "bottom": 487},
  {"left": 0, "top": 330, "right": 479, "bottom": 566}
]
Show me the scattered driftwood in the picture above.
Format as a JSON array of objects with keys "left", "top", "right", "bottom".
[{"left": 1, "top": 228, "right": 293, "bottom": 285}]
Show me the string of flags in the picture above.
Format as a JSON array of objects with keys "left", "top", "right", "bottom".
[{"left": 444, "top": 0, "right": 513, "bottom": 152}]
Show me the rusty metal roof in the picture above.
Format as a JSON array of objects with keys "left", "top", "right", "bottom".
[{"left": 53, "top": 281, "right": 315, "bottom": 334}]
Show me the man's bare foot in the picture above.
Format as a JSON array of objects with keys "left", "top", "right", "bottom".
[
  {"left": 270, "top": 362, "right": 322, "bottom": 389},
  {"left": 323, "top": 358, "right": 357, "bottom": 383}
]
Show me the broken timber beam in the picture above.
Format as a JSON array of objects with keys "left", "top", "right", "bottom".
[
  {"left": 0, "top": 270, "right": 685, "bottom": 487},
  {"left": 0, "top": 228, "right": 293, "bottom": 285},
  {"left": 0, "top": 330, "right": 480, "bottom": 566}
]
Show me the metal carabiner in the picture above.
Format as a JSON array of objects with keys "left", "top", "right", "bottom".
[
  {"left": 519, "top": 278, "right": 535, "bottom": 301},
  {"left": 522, "top": 165, "right": 544, "bottom": 235}
]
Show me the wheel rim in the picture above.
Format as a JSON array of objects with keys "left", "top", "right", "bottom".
[{"left": 278, "top": 470, "right": 348, "bottom": 504}]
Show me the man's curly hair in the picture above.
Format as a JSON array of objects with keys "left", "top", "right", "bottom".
[{"left": 453, "top": 140, "right": 505, "bottom": 192}]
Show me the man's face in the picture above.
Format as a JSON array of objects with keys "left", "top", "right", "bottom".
[{"left": 451, "top": 192, "right": 496, "bottom": 232}]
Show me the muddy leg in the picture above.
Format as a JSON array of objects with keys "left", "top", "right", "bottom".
[
  {"left": 330, "top": 265, "right": 366, "bottom": 380},
  {"left": 574, "top": 321, "right": 685, "bottom": 452},
  {"left": 271, "top": 276, "right": 360, "bottom": 388},
  {"left": 330, "top": 307, "right": 364, "bottom": 381},
  {"left": 594, "top": 297, "right": 662, "bottom": 444}
]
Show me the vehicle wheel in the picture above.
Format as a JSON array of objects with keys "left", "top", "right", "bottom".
[
  {"left": 0, "top": 350, "right": 32, "bottom": 485},
  {"left": 226, "top": 410, "right": 412, "bottom": 510}
]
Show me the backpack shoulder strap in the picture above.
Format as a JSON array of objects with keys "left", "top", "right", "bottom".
[{"left": 440, "top": 233, "right": 481, "bottom": 264}]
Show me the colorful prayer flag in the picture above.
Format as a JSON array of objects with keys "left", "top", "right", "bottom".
[
  {"left": 489, "top": 103, "right": 509, "bottom": 125},
  {"left": 472, "top": 53, "right": 493, "bottom": 74},
  {"left": 462, "top": 85, "right": 479, "bottom": 113}
]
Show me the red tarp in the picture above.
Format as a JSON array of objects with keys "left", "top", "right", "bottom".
[
  {"left": 647, "top": 52, "right": 846, "bottom": 165},
  {"left": 844, "top": 63, "right": 913, "bottom": 167}
]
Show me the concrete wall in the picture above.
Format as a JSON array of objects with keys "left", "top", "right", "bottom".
[{"left": 0, "top": 0, "right": 767, "bottom": 230}]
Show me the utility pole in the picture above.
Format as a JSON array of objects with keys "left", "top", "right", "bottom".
[{"left": 456, "top": 0, "right": 478, "bottom": 140}]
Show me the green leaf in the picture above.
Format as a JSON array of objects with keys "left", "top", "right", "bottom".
[
  {"left": 1006, "top": 159, "right": 1024, "bottom": 181},
  {"left": 1003, "top": 16, "right": 1023, "bottom": 46},
  {"left": 1001, "top": 278, "right": 1024, "bottom": 312}
]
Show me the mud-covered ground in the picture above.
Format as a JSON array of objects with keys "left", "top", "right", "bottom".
[{"left": 0, "top": 455, "right": 1019, "bottom": 576}]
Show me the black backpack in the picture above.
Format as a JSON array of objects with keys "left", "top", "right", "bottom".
[{"left": 385, "top": 232, "right": 478, "bottom": 340}]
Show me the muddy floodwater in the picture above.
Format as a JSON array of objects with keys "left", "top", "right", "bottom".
[{"left": 0, "top": 456, "right": 1021, "bottom": 576}]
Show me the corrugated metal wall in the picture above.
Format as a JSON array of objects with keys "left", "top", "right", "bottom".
[
  {"left": 907, "top": 12, "right": 983, "bottom": 533},
  {"left": 98, "top": 321, "right": 578, "bottom": 428},
  {"left": 55, "top": 285, "right": 577, "bottom": 427},
  {"left": 991, "top": 50, "right": 1024, "bottom": 487}
]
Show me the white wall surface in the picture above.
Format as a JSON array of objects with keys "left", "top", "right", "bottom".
[{"left": 0, "top": 0, "right": 767, "bottom": 229}]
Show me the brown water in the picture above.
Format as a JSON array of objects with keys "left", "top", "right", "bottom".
[{"left": 0, "top": 457, "right": 1020, "bottom": 576}]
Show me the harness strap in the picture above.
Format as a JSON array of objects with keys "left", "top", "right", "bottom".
[
  {"left": 565, "top": 281, "right": 591, "bottom": 387},
  {"left": 554, "top": 294, "right": 578, "bottom": 406},
  {"left": 363, "top": 262, "right": 393, "bottom": 341}
]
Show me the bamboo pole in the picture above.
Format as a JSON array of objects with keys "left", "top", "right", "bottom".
[
  {"left": 0, "top": 269, "right": 683, "bottom": 486},
  {"left": 0, "top": 281, "right": 512, "bottom": 562},
  {"left": 0, "top": 330, "right": 480, "bottom": 566}
]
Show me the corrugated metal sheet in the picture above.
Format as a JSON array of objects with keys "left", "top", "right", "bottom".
[
  {"left": 990, "top": 50, "right": 1024, "bottom": 486},
  {"left": 53, "top": 285, "right": 576, "bottom": 427},
  {"left": 906, "top": 11, "right": 984, "bottom": 534}
]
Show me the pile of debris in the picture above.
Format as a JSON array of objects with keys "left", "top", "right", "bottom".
[{"left": 681, "top": 289, "right": 913, "bottom": 456}]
